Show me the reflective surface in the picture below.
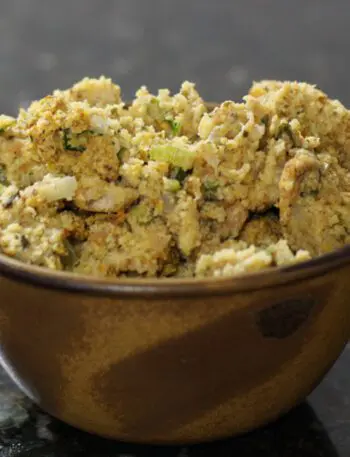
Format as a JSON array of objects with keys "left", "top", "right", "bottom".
[{"left": 1, "top": 345, "right": 349, "bottom": 456}]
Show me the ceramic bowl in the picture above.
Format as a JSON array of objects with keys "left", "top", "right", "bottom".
[{"left": 0, "top": 244, "right": 350, "bottom": 444}]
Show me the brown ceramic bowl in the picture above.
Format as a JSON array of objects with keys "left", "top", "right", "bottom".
[{"left": 0, "top": 244, "right": 350, "bottom": 445}]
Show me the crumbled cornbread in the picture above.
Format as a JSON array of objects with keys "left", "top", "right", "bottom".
[{"left": 1, "top": 76, "right": 348, "bottom": 278}]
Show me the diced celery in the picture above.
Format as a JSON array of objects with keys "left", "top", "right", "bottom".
[
  {"left": 62, "top": 129, "right": 100, "bottom": 152},
  {"left": 170, "top": 166, "right": 188, "bottom": 183},
  {"left": 164, "top": 178, "right": 181, "bottom": 193},
  {"left": 63, "top": 129, "right": 87, "bottom": 152},
  {"left": 149, "top": 145, "right": 196, "bottom": 170}
]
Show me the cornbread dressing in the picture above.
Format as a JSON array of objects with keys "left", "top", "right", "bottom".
[{"left": 0, "top": 76, "right": 349, "bottom": 278}]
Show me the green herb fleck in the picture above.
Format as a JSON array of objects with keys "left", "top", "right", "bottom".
[
  {"left": 166, "top": 118, "right": 181, "bottom": 136},
  {"left": 202, "top": 179, "right": 219, "bottom": 201},
  {"left": 170, "top": 166, "right": 189, "bottom": 184},
  {"left": 275, "top": 122, "right": 295, "bottom": 144},
  {"left": 62, "top": 129, "right": 98, "bottom": 152}
]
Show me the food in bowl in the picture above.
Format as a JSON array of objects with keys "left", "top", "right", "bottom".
[{"left": 0, "top": 77, "right": 349, "bottom": 278}]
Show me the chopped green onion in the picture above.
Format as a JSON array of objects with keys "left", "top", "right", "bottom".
[
  {"left": 169, "top": 166, "right": 188, "bottom": 184},
  {"left": 275, "top": 122, "right": 295, "bottom": 144},
  {"left": 166, "top": 118, "right": 181, "bottom": 135},
  {"left": 62, "top": 129, "right": 99, "bottom": 152},
  {"left": 202, "top": 179, "right": 219, "bottom": 201},
  {"left": 149, "top": 145, "right": 196, "bottom": 170}
]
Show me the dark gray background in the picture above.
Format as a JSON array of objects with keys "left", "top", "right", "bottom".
[{"left": 0, "top": 0, "right": 349, "bottom": 114}]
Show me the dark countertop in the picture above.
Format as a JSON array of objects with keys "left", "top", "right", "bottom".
[
  {"left": 0, "top": 1, "right": 350, "bottom": 455},
  {"left": 1, "top": 347, "right": 349, "bottom": 457}
]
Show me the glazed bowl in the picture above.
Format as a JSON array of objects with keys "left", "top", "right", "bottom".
[{"left": 0, "top": 244, "right": 350, "bottom": 445}]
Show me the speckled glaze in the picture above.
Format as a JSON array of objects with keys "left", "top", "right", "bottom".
[{"left": 0, "top": 243, "right": 350, "bottom": 444}]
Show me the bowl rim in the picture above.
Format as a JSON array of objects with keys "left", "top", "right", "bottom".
[{"left": 0, "top": 244, "right": 349, "bottom": 298}]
